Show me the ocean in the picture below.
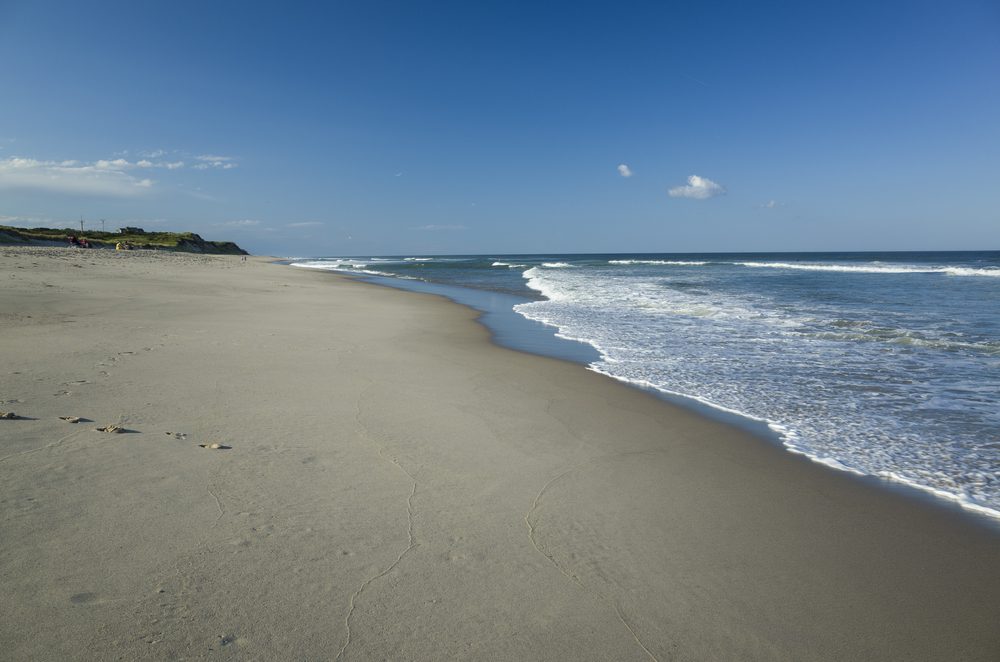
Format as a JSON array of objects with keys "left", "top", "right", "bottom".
[{"left": 290, "top": 252, "right": 1000, "bottom": 520}]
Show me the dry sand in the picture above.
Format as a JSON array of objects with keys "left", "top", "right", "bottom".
[{"left": 1, "top": 246, "right": 998, "bottom": 661}]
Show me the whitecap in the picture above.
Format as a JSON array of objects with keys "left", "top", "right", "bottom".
[
  {"left": 609, "top": 259, "right": 709, "bottom": 266},
  {"left": 734, "top": 261, "right": 1000, "bottom": 277}
]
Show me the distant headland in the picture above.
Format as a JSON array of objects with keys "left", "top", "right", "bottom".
[{"left": 0, "top": 224, "right": 248, "bottom": 255}]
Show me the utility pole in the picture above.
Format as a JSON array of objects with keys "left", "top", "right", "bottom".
[
  {"left": 101, "top": 218, "right": 106, "bottom": 233},
  {"left": 79, "top": 215, "right": 84, "bottom": 232}
]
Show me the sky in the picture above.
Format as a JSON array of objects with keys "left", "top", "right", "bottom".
[{"left": 1, "top": 0, "right": 998, "bottom": 256}]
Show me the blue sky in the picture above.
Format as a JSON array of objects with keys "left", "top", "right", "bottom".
[{"left": 1, "top": 0, "right": 998, "bottom": 255}]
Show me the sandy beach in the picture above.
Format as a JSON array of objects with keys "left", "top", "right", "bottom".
[{"left": 1, "top": 246, "right": 997, "bottom": 661}]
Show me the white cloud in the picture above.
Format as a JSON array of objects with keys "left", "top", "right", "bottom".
[
  {"left": 617, "top": 164, "right": 632, "bottom": 178},
  {"left": 195, "top": 154, "right": 238, "bottom": 170},
  {"left": 0, "top": 157, "right": 156, "bottom": 197},
  {"left": 95, "top": 158, "right": 131, "bottom": 170},
  {"left": 98, "top": 157, "right": 184, "bottom": 171},
  {"left": 668, "top": 174, "right": 725, "bottom": 200},
  {"left": 223, "top": 219, "right": 260, "bottom": 227},
  {"left": 287, "top": 221, "right": 323, "bottom": 228},
  {"left": 760, "top": 199, "right": 782, "bottom": 209},
  {"left": 416, "top": 224, "right": 465, "bottom": 231}
]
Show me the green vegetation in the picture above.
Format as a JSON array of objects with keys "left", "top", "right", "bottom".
[{"left": 0, "top": 225, "right": 248, "bottom": 255}]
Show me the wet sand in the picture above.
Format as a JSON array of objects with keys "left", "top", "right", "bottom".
[{"left": 1, "top": 246, "right": 997, "bottom": 660}]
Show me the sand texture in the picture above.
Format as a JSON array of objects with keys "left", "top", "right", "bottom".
[{"left": 1, "top": 247, "right": 998, "bottom": 660}]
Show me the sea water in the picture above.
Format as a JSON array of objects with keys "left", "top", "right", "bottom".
[{"left": 291, "top": 252, "right": 1000, "bottom": 520}]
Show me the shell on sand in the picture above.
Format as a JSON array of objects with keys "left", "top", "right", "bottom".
[
  {"left": 60, "top": 416, "right": 82, "bottom": 423},
  {"left": 198, "top": 442, "right": 230, "bottom": 450},
  {"left": 0, "top": 412, "right": 17, "bottom": 419},
  {"left": 95, "top": 425, "right": 124, "bottom": 433}
]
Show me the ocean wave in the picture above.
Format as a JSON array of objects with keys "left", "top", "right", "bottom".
[
  {"left": 361, "top": 269, "right": 417, "bottom": 279},
  {"left": 522, "top": 267, "right": 566, "bottom": 300},
  {"left": 289, "top": 261, "right": 417, "bottom": 280},
  {"left": 609, "top": 259, "right": 709, "bottom": 266},
  {"left": 801, "top": 329, "right": 1000, "bottom": 355},
  {"left": 734, "top": 261, "right": 1000, "bottom": 277},
  {"left": 522, "top": 267, "right": 794, "bottom": 323},
  {"left": 492, "top": 261, "right": 528, "bottom": 268},
  {"left": 541, "top": 262, "right": 576, "bottom": 268},
  {"left": 941, "top": 267, "right": 1000, "bottom": 277},
  {"left": 290, "top": 260, "right": 369, "bottom": 270}
]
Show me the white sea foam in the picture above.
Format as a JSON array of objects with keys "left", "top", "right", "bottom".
[
  {"left": 289, "top": 260, "right": 416, "bottom": 279},
  {"left": 800, "top": 328, "right": 1000, "bottom": 355},
  {"left": 734, "top": 261, "right": 1000, "bottom": 277},
  {"left": 492, "top": 261, "right": 528, "bottom": 268},
  {"left": 609, "top": 259, "right": 709, "bottom": 266},
  {"left": 940, "top": 267, "right": 1000, "bottom": 277},
  {"left": 541, "top": 262, "right": 575, "bottom": 268},
  {"left": 522, "top": 267, "right": 573, "bottom": 300},
  {"left": 877, "top": 471, "right": 1000, "bottom": 520},
  {"left": 291, "top": 259, "right": 369, "bottom": 270},
  {"left": 586, "top": 360, "right": 1000, "bottom": 521}
]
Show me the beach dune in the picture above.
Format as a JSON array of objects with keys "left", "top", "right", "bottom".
[{"left": 1, "top": 247, "right": 997, "bottom": 660}]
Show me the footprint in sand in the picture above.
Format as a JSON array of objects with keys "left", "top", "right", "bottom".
[
  {"left": 70, "top": 592, "right": 98, "bottom": 605},
  {"left": 217, "top": 634, "right": 244, "bottom": 648}
]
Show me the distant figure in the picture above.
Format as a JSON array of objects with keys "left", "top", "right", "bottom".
[
  {"left": 241, "top": 255, "right": 247, "bottom": 262},
  {"left": 115, "top": 242, "right": 122, "bottom": 251}
]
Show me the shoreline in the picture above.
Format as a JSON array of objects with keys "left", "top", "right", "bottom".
[
  {"left": 298, "top": 265, "right": 1000, "bottom": 530},
  {"left": 2, "top": 247, "right": 998, "bottom": 660}
]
